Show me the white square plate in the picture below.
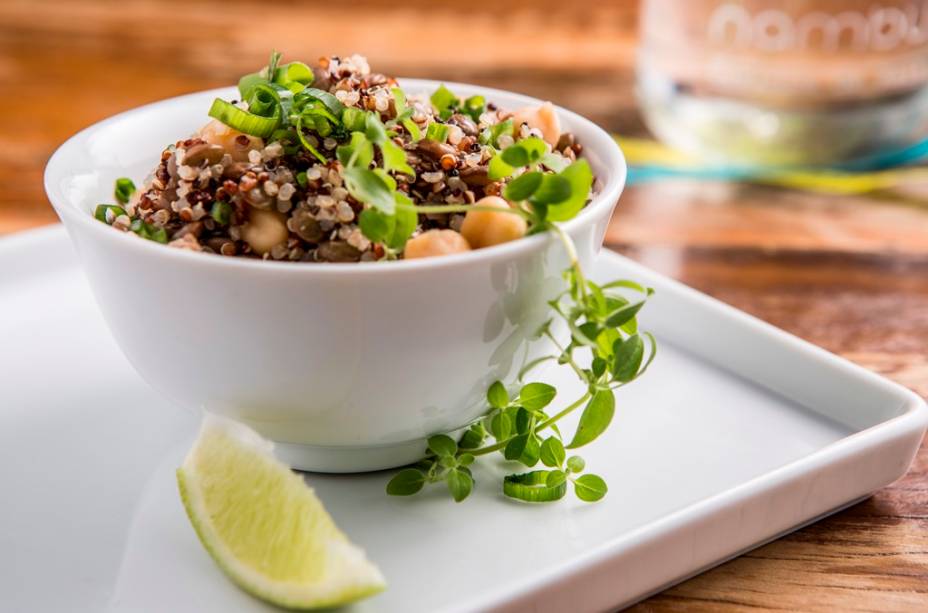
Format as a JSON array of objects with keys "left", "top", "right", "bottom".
[{"left": 0, "top": 226, "right": 924, "bottom": 612}]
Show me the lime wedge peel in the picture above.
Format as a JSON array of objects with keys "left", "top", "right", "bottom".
[{"left": 177, "top": 414, "right": 386, "bottom": 609}]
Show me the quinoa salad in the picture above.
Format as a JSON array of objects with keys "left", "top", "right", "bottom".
[{"left": 94, "top": 53, "right": 596, "bottom": 262}]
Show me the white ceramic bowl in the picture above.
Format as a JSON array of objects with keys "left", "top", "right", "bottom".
[{"left": 44, "top": 80, "right": 626, "bottom": 472}]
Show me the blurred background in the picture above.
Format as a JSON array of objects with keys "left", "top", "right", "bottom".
[{"left": 2, "top": 0, "right": 927, "bottom": 610}]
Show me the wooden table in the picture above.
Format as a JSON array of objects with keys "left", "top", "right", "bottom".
[{"left": 3, "top": 1, "right": 926, "bottom": 609}]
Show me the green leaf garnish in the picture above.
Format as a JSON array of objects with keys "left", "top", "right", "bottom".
[
  {"left": 573, "top": 474, "right": 608, "bottom": 502},
  {"left": 386, "top": 469, "right": 426, "bottom": 496},
  {"left": 519, "top": 382, "right": 556, "bottom": 411},
  {"left": 567, "top": 390, "right": 615, "bottom": 449}
]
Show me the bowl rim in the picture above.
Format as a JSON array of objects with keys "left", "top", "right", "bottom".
[{"left": 44, "top": 78, "right": 627, "bottom": 275}]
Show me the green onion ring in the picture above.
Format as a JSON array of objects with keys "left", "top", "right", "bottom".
[
  {"left": 208, "top": 98, "right": 280, "bottom": 138},
  {"left": 295, "top": 114, "right": 327, "bottom": 164},
  {"left": 503, "top": 471, "right": 568, "bottom": 502}
]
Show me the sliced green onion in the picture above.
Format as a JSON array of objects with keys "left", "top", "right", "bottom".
[
  {"left": 114, "top": 178, "right": 135, "bottom": 204},
  {"left": 294, "top": 88, "right": 345, "bottom": 119},
  {"left": 430, "top": 84, "right": 458, "bottom": 115},
  {"left": 208, "top": 98, "right": 279, "bottom": 138},
  {"left": 94, "top": 204, "right": 127, "bottom": 224},
  {"left": 210, "top": 200, "right": 233, "bottom": 225},
  {"left": 503, "top": 471, "right": 568, "bottom": 502},
  {"left": 425, "top": 122, "right": 450, "bottom": 143},
  {"left": 274, "top": 61, "right": 314, "bottom": 93},
  {"left": 245, "top": 83, "right": 280, "bottom": 117},
  {"left": 342, "top": 107, "right": 367, "bottom": 132},
  {"left": 130, "top": 219, "right": 168, "bottom": 244},
  {"left": 295, "top": 114, "right": 327, "bottom": 164},
  {"left": 402, "top": 118, "right": 422, "bottom": 141},
  {"left": 464, "top": 95, "right": 485, "bottom": 121}
]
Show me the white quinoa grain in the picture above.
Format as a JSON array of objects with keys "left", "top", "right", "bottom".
[
  {"left": 248, "top": 149, "right": 262, "bottom": 165},
  {"left": 323, "top": 137, "right": 337, "bottom": 150},
  {"left": 448, "top": 125, "right": 464, "bottom": 145},
  {"left": 278, "top": 183, "right": 295, "bottom": 200},
  {"left": 336, "top": 201, "right": 355, "bottom": 222},
  {"left": 112, "top": 214, "right": 131, "bottom": 231},
  {"left": 497, "top": 134, "right": 515, "bottom": 149},
  {"left": 331, "top": 187, "right": 349, "bottom": 200},
  {"left": 263, "top": 181, "right": 279, "bottom": 197},
  {"left": 263, "top": 142, "right": 283, "bottom": 159},
  {"left": 317, "top": 194, "right": 335, "bottom": 208},
  {"left": 347, "top": 228, "right": 371, "bottom": 251},
  {"left": 422, "top": 171, "right": 444, "bottom": 183},
  {"left": 307, "top": 166, "right": 323, "bottom": 181},
  {"left": 177, "top": 165, "right": 198, "bottom": 181}
]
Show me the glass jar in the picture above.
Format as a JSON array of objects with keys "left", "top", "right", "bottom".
[{"left": 637, "top": 0, "right": 928, "bottom": 166}]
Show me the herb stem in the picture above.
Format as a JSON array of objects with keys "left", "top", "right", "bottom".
[
  {"left": 536, "top": 391, "right": 590, "bottom": 431},
  {"left": 543, "top": 329, "right": 587, "bottom": 382},
  {"left": 548, "top": 222, "right": 588, "bottom": 300},
  {"left": 400, "top": 203, "right": 532, "bottom": 218}
]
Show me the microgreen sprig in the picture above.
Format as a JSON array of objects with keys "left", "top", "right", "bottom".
[{"left": 385, "top": 122, "right": 656, "bottom": 504}]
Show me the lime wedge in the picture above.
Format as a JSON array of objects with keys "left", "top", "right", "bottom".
[{"left": 177, "top": 415, "right": 386, "bottom": 609}]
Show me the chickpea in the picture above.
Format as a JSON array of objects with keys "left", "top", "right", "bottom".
[
  {"left": 460, "top": 196, "right": 527, "bottom": 249},
  {"left": 241, "top": 207, "right": 289, "bottom": 255},
  {"left": 510, "top": 101, "right": 561, "bottom": 146},
  {"left": 404, "top": 229, "right": 471, "bottom": 260},
  {"left": 198, "top": 119, "right": 264, "bottom": 162}
]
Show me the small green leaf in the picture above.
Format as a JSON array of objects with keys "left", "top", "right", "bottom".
[
  {"left": 336, "top": 132, "right": 374, "bottom": 168},
  {"left": 540, "top": 436, "right": 566, "bottom": 468},
  {"left": 343, "top": 167, "right": 395, "bottom": 214},
  {"left": 596, "top": 328, "right": 621, "bottom": 358},
  {"left": 529, "top": 175, "right": 571, "bottom": 205},
  {"left": 504, "top": 434, "right": 528, "bottom": 461},
  {"left": 515, "top": 407, "right": 534, "bottom": 435},
  {"left": 519, "top": 434, "right": 541, "bottom": 467},
  {"left": 386, "top": 469, "right": 426, "bottom": 496},
  {"left": 604, "top": 300, "right": 645, "bottom": 328},
  {"left": 503, "top": 470, "right": 567, "bottom": 503},
  {"left": 487, "top": 381, "right": 509, "bottom": 409},
  {"left": 519, "top": 382, "right": 556, "bottom": 411},
  {"left": 490, "top": 411, "right": 512, "bottom": 441},
  {"left": 380, "top": 139, "right": 415, "bottom": 177},
  {"left": 500, "top": 137, "right": 545, "bottom": 167},
  {"left": 591, "top": 357, "right": 607, "bottom": 378},
  {"left": 386, "top": 193, "right": 418, "bottom": 250},
  {"left": 458, "top": 422, "right": 486, "bottom": 450},
  {"left": 446, "top": 468, "right": 473, "bottom": 502},
  {"left": 503, "top": 171, "right": 542, "bottom": 202},
  {"left": 573, "top": 474, "right": 608, "bottom": 502},
  {"left": 358, "top": 208, "right": 394, "bottom": 243},
  {"left": 458, "top": 453, "right": 475, "bottom": 466},
  {"left": 546, "top": 159, "right": 593, "bottom": 222},
  {"left": 488, "top": 155, "right": 514, "bottom": 180},
  {"left": 463, "top": 95, "right": 485, "bottom": 121},
  {"left": 613, "top": 334, "right": 645, "bottom": 383},
  {"left": 428, "top": 434, "right": 457, "bottom": 458},
  {"left": 546, "top": 469, "right": 567, "bottom": 488},
  {"left": 567, "top": 390, "right": 615, "bottom": 449},
  {"left": 566, "top": 455, "right": 586, "bottom": 473}
]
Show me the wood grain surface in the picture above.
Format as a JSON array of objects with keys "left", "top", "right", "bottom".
[{"left": 2, "top": 1, "right": 926, "bottom": 610}]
